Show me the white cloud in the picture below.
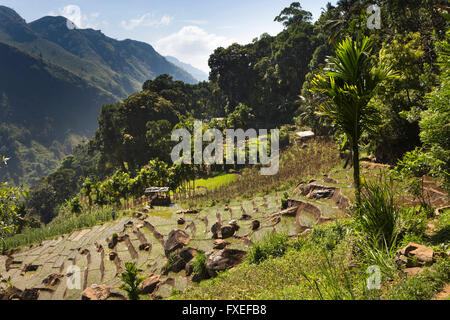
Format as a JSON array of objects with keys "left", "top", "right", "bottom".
[
  {"left": 50, "top": 5, "right": 100, "bottom": 29},
  {"left": 155, "top": 26, "right": 234, "bottom": 73},
  {"left": 121, "top": 13, "right": 173, "bottom": 30}
]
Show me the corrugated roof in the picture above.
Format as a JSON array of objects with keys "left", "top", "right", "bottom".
[{"left": 145, "top": 187, "right": 170, "bottom": 193}]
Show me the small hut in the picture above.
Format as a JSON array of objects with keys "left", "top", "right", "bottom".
[{"left": 144, "top": 187, "right": 171, "bottom": 206}]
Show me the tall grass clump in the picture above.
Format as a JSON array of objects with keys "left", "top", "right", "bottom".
[
  {"left": 247, "top": 232, "right": 289, "bottom": 264},
  {"left": 356, "top": 180, "right": 400, "bottom": 249}
]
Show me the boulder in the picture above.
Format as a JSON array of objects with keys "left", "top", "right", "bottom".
[
  {"left": 21, "top": 288, "right": 40, "bottom": 300},
  {"left": 395, "top": 242, "right": 435, "bottom": 268},
  {"left": 238, "top": 214, "right": 252, "bottom": 221},
  {"left": 139, "top": 275, "right": 160, "bottom": 294},
  {"left": 81, "top": 285, "right": 111, "bottom": 300},
  {"left": 109, "top": 252, "right": 118, "bottom": 261},
  {"left": 211, "top": 222, "right": 221, "bottom": 239},
  {"left": 185, "top": 261, "right": 194, "bottom": 276},
  {"left": 164, "top": 230, "right": 190, "bottom": 256},
  {"left": 42, "top": 273, "right": 63, "bottom": 286},
  {"left": 213, "top": 239, "right": 230, "bottom": 250},
  {"left": 138, "top": 243, "right": 152, "bottom": 252},
  {"left": 177, "top": 217, "right": 186, "bottom": 225},
  {"left": 220, "top": 225, "right": 236, "bottom": 239},
  {"left": 229, "top": 220, "right": 240, "bottom": 231},
  {"left": 178, "top": 247, "right": 199, "bottom": 263},
  {"left": 205, "top": 249, "right": 247, "bottom": 277},
  {"left": 251, "top": 220, "right": 260, "bottom": 231},
  {"left": 133, "top": 212, "right": 143, "bottom": 219}
]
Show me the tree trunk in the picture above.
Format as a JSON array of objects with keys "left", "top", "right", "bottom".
[{"left": 352, "top": 142, "right": 361, "bottom": 205}]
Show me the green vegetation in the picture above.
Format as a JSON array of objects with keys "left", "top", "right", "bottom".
[
  {"left": 192, "top": 252, "right": 208, "bottom": 280},
  {"left": 311, "top": 36, "right": 398, "bottom": 203},
  {"left": 0, "top": 1, "right": 449, "bottom": 301},
  {"left": 247, "top": 233, "right": 290, "bottom": 264},
  {"left": 120, "top": 262, "right": 145, "bottom": 300},
  {"left": 1, "top": 206, "right": 118, "bottom": 252}
]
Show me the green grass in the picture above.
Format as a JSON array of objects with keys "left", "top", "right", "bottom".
[
  {"left": 1, "top": 206, "right": 123, "bottom": 252},
  {"left": 385, "top": 258, "right": 450, "bottom": 300},
  {"left": 194, "top": 173, "right": 237, "bottom": 191},
  {"left": 247, "top": 232, "right": 290, "bottom": 264}
]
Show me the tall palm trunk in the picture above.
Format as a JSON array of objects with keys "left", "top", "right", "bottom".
[{"left": 352, "top": 142, "right": 361, "bottom": 205}]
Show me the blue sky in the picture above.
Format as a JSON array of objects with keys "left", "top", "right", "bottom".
[{"left": 2, "top": 0, "right": 337, "bottom": 72}]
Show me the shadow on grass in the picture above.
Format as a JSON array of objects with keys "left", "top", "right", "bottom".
[{"left": 431, "top": 225, "right": 450, "bottom": 245}]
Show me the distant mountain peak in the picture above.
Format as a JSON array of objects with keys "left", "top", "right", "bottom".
[
  {"left": 165, "top": 56, "right": 209, "bottom": 82},
  {"left": 0, "top": 5, "right": 25, "bottom": 23}
]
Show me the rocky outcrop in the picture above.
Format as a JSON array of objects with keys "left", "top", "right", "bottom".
[
  {"left": 164, "top": 230, "right": 190, "bottom": 256},
  {"left": 220, "top": 225, "right": 236, "bottom": 239},
  {"left": 395, "top": 243, "right": 435, "bottom": 268},
  {"left": 81, "top": 285, "right": 111, "bottom": 300},
  {"left": 139, "top": 275, "right": 160, "bottom": 294},
  {"left": 205, "top": 249, "right": 247, "bottom": 277},
  {"left": 251, "top": 220, "right": 260, "bottom": 231},
  {"left": 213, "top": 239, "right": 230, "bottom": 250},
  {"left": 42, "top": 273, "right": 63, "bottom": 287}
]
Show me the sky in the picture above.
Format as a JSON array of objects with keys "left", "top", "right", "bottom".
[{"left": 1, "top": 0, "right": 338, "bottom": 73}]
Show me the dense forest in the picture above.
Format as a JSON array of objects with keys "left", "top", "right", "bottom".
[{"left": 1, "top": 0, "right": 449, "bottom": 266}]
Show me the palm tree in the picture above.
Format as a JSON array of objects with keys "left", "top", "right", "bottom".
[{"left": 311, "top": 36, "right": 398, "bottom": 204}]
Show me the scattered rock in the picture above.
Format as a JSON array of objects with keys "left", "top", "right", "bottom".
[
  {"left": 211, "top": 222, "right": 221, "bottom": 239},
  {"left": 403, "top": 267, "right": 424, "bottom": 277},
  {"left": 124, "top": 220, "right": 134, "bottom": 227},
  {"left": 213, "top": 239, "right": 230, "bottom": 250},
  {"left": 395, "top": 243, "right": 435, "bottom": 268},
  {"left": 205, "top": 249, "right": 247, "bottom": 277},
  {"left": 138, "top": 243, "right": 152, "bottom": 251},
  {"left": 139, "top": 275, "right": 160, "bottom": 294},
  {"left": 229, "top": 220, "right": 239, "bottom": 231},
  {"left": 21, "top": 288, "right": 40, "bottom": 300},
  {"left": 42, "top": 273, "right": 63, "bottom": 287},
  {"left": 109, "top": 252, "right": 118, "bottom": 261},
  {"left": 177, "top": 217, "right": 186, "bottom": 225},
  {"left": 251, "top": 220, "right": 260, "bottom": 231},
  {"left": 220, "top": 225, "right": 236, "bottom": 239},
  {"left": 22, "top": 264, "right": 39, "bottom": 273},
  {"left": 178, "top": 247, "right": 199, "bottom": 263},
  {"left": 81, "top": 285, "right": 111, "bottom": 300},
  {"left": 185, "top": 261, "right": 194, "bottom": 276},
  {"left": 164, "top": 230, "right": 191, "bottom": 256},
  {"left": 133, "top": 212, "right": 143, "bottom": 219},
  {"left": 238, "top": 214, "right": 252, "bottom": 221}
]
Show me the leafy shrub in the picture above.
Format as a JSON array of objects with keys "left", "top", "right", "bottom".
[
  {"left": 69, "top": 197, "right": 82, "bottom": 214},
  {"left": 120, "top": 262, "right": 144, "bottom": 300},
  {"left": 356, "top": 181, "right": 399, "bottom": 249},
  {"left": 247, "top": 232, "right": 289, "bottom": 264},
  {"left": 309, "top": 221, "right": 353, "bottom": 251},
  {"left": 396, "top": 207, "right": 428, "bottom": 241},
  {"left": 192, "top": 252, "right": 208, "bottom": 279}
]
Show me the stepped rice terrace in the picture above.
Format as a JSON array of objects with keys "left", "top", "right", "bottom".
[{"left": 0, "top": 139, "right": 448, "bottom": 300}]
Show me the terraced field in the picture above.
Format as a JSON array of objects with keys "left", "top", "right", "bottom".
[{"left": 0, "top": 169, "right": 355, "bottom": 300}]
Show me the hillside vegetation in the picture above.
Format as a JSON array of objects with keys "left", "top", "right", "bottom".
[{"left": 0, "top": 1, "right": 449, "bottom": 301}]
